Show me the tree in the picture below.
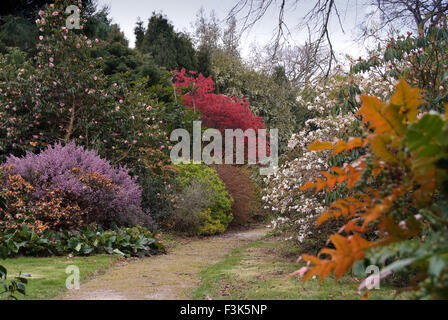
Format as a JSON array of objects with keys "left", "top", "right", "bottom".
[
  {"left": 193, "top": 8, "right": 221, "bottom": 55},
  {"left": 368, "top": 0, "right": 448, "bottom": 33},
  {"left": 249, "top": 41, "right": 330, "bottom": 87},
  {"left": 192, "top": 8, "right": 221, "bottom": 77},
  {"left": 138, "top": 13, "right": 198, "bottom": 71},
  {"left": 227, "top": 0, "right": 448, "bottom": 75},
  {"left": 134, "top": 17, "right": 146, "bottom": 51},
  {"left": 0, "top": 0, "right": 54, "bottom": 18}
]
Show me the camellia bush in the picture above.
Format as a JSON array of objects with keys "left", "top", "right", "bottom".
[{"left": 298, "top": 80, "right": 448, "bottom": 299}]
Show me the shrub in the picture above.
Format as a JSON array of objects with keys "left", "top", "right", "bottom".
[
  {"left": 0, "top": 224, "right": 165, "bottom": 258},
  {"left": 213, "top": 165, "right": 262, "bottom": 225},
  {"left": 169, "top": 179, "right": 213, "bottom": 235},
  {"left": 4, "top": 142, "right": 151, "bottom": 229},
  {"left": 174, "top": 163, "right": 233, "bottom": 235},
  {"left": 262, "top": 69, "right": 395, "bottom": 253},
  {"left": 174, "top": 69, "right": 268, "bottom": 162},
  {"left": 299, "top": 80, "right": 448, "bottom": 299}
]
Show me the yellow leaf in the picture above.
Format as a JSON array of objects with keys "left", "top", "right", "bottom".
[
  {"left": 390, "top": 79, "right": 423, "bottom": 124},
  {"left": 369, "top": 134, "right": 398, "bottom": 163},
  {"left": 308, "top": 140, "right": 333, "bottom": 152}
]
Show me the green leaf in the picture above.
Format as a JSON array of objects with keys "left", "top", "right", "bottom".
[
  {"left": 381, "top": 258, "right": 416, "bottom": 275},
  {"left": 0, "top": 265, "right": 7, "bottom": 279},
  {"left": 428, "top": 255, "right": 448, "bottom": 279},
  {"left": 113, "top": 249, "right": 125, "bottom": 256},
  {"left": 404, "top": 114, "right": 444, "bottom": 158},
  {"left": 352, "top": 260, "right": 366, "bottom": 277}
]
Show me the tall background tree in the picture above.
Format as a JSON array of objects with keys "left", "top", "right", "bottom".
[{"left": 136, "top": 13, "right": 199, "bottom": 72}]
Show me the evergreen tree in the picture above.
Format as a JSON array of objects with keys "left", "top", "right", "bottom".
[
  {"left": 134, "top": 17, "right": 146, "bottom": 51},
  {"left": 138, "top": 13, "right": 198, "bottom": 71}
]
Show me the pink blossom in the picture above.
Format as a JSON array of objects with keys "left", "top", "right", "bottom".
[{"left": 39, "top": 36, "right": 44, "bottom": 41}]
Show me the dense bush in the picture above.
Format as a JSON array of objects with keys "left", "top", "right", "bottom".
[
  {"left": 3, "top": 142, "right": 152, "bottom": 229},
  {"left": 262, "top": 69, "right": 392, "bottom": 253},
  {"left": 213, "top": 165, "right": 262, "bottom": 225},
  {"left": 174, "top": 69, "right": 265, "bottom": 133},
  {"left": 352, "top": 23, "right": 448, "bottom": 112},
  {"left": 0, "top": 224, "right": 164, "bottom": 258},
  {"left": 168, "top": 178, "right": 213, "bottom": 235},
  {"left": 173, "top": 163, "right": 233, "bottom": 235}
]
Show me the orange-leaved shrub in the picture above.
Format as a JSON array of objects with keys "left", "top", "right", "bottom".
[{"left": 296, "top": 80, "right": 448, "bottom": 298}]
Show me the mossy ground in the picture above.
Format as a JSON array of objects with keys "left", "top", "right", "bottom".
[{"left": 193, "top": 236, "right": 404, "bottom": 300}]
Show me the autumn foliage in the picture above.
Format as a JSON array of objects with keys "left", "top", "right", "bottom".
[
  {"left": 298, "top": 80, "right": 448, "bottom": 295},
  {"left": 174, "top": 69, "right": 266, "bottom": 132}
]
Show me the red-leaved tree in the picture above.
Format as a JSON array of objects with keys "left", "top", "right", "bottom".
[{"left": 174, "top": 69, "right": 269, "bottom": 161}]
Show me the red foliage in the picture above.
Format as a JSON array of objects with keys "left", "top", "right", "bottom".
[
  {"left": 174, "top": 69, "right": 269, "bottom": 161},
  {"left": 174, "top": 69, "right": 266, "bottom": 132}
]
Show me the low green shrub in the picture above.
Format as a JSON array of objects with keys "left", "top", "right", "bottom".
[
  {"left": 0, "top": 224, "right": 165, "bottom": 258},
  {"left": 174, "top": 163, "right": 233, "bottom": 235},
  {"left": 169, "top": 179, "right": 212, "bottom": 235}
]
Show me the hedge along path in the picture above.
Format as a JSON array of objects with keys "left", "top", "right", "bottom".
[{"left": 60, "top": 227, "right": 268, "bottom": 300}]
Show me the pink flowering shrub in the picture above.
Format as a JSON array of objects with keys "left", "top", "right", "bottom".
[{"left": 5, "top": 142, "right": 152, "bottom": 228}]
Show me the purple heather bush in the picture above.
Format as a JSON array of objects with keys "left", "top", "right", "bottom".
[{"left": 5, "top": 142, "right": 153, "bottom": 228}]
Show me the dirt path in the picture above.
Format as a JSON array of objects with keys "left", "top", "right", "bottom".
[{"left": 60, "top": 227, "right": 268, "bottom": 300}]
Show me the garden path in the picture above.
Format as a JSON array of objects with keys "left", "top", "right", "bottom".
[{"left": 60, "top": 227, "right": 268, "bottom": 300}]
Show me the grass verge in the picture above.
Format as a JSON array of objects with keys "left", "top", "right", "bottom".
[
  {"left": 1, "top": 255, "right": 120, "bottom": 300},
  {"left": 193, "top": 237, "right": 403, "bottom": 300}
]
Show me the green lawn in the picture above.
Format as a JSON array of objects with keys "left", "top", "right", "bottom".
[
  {"left": 193, "top": 238, "right": 404, "bottom": 300},
  {"left": 1, "top": 255, "right": 120, "bottom": 300}
]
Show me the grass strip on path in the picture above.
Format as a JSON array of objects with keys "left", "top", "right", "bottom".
[{"left": 193, "top": 237, "right": 403, "bottom": 300}]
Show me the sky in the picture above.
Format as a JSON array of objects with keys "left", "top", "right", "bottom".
[{"left": 96, "top": 0, "right": 372, "bottom": 59}]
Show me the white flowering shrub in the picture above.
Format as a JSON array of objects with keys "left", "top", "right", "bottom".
[{"left": 263, "top": 67, "right": 394, "bottom": 253}]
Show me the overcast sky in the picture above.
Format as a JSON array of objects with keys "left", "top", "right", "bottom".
[{"left": 97, "top": 0, "right": 371, "bottom": 59}]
